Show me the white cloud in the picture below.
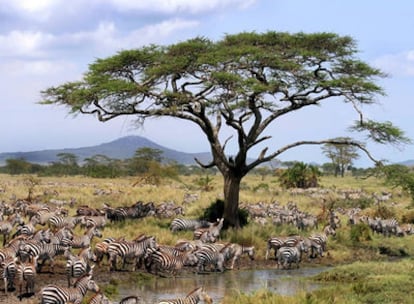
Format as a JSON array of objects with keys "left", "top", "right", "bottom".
[
  {"left": 373, "top": 51, "right": 414, "bottom": 77},
  {"left": 0, "top": 30, "right": 54, "bottom": 57},
  {"left": 105, "top": 0, "right": 256, "bottom": 14}
]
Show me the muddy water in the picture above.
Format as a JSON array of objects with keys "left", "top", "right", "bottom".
[{"left": 116, "top": 267, "right": 328, "bottom": 303}]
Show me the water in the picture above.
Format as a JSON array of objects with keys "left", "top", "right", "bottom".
[{"left": 115, "top": 267, "right": 328, "bottom": 303}]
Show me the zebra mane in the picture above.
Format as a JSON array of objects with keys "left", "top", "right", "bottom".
[
  {"left": 186, "top": 286, "right": 203, "bottom": 297},
  {"left": 73, "top": 272, "right": 92, "bottom": 287}
]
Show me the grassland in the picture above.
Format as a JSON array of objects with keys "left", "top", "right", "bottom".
[{"left": 1, "top": 173, "right": 413, "bottom": 303}]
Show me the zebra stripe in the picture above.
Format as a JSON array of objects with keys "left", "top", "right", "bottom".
[
  {"left": 0, "top": 213, "right": 24, "bottom": 245},
  {"left": 70, "top": 226, "right": 102, "bottom": 249},
  {"left": 265, "top": 235, "right": 300, "bottom": 260},
  {"left": 276, "top": 240, "right": 308, "bottom": 269},
  {"left": 157, "top": 286, "right": 213, "bottom": 304},
  {"left": 119, "top": 295, "right": 140, "bottom": 304},
  {"left": 194, "top": 247, "right": 225, "bottom": 273},
  {"left": 0, "top": 256, "right": 16, "bottom": 294},
  {"left": 16, "top": 257, "right": 37, "bottom": 298},
  {"left": 88, "top": 291, "right": 112, "bottom": 304},
  {"left": 146, "top": 247, "right": 197, "bottom": 276},
  {"left": 19, "top": 240, "right": 70, "bottom": 273},
  {"left": 107, "top": 235, "right": 158, "bottom": 271},
  {"left": 40, "top": 272, "right": 100, "bottom": 304},
  {"left": 65, "top": 247, "right": 97, "bottom": 287},
  {"left": 170, "top": 218, "right": 212, "bottom": 232}
]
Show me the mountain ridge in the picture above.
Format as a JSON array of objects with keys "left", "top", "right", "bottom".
[{"left": 0, "top": 136, "right": 212, "bottom": 166}]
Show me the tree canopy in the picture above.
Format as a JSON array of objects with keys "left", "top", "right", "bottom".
[{"left": 40, "top": 31, "right": 410, "bottom": 227}]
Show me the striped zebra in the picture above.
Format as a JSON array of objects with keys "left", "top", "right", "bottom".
[
  {"left": 265, "top": 235, "right": 301, "bottom": 260},
  {"left": 308, "top": 225, "right": 336, "bottom": 254},
  {"left": 276, "top": 239, "right": 308, "bottom": 269},
  {"left": 40, "top": 272, "right": 100, "bottom": 304},
  {"left": 222, "top": 243, "right": 255, "bottom": 269},
  {"left": 193, "top": 218, "right": 224, "bottom": 243},
  {"left": 0, "top": 213, "right": 24, "bottom": 245},
  {"left": 19, "top": 239, "right": 70, "bottom": 273},
  {"left": 157, "top": 286, "right": 213, "bottom": 304},
  {"left": 81, "top": 215, "right": 108, "bottom": 229},
  {"left": 65, "top": 247, "right": 97, "bottom": 287},
  {"left": 107, "top": 235, "right": 158, "bottom": 271},
  {"left": 48, "top": 215, "right": 83, "bottom": 230},
  {"left": 0, "top": 255, "right": 16, "bottom": 293},
  {"left": 377, "top": 218, "right": 399, "bottom": 237},
  {"left": 87, "top": 291, "right": 112, "bottom": 304},
  {"left": 119, "top": 295, "right": 140, "bottom": 304},
  {"left": 145, "top": 247, "right": 197, "bottom": 276},
  {"left": 16, "top": 256, "right": 37, "bottom": 299},
  {"left": 13, "top": 214, "right": 41, "bottom": 238},
  {"left": 70, "top": 226, "right": 102, "bottom": 249},
  {"left": 170, "top": 218, "right": 212, "bottom": 232},
  {"left": 51, "top": 226, "right": 74, "bottom": 246},
  {"left": 194, "top": 245, "right": 226, "bottom": 273},
  {"left": 93, "top": 237, "right": 124, "bottom": 267}
]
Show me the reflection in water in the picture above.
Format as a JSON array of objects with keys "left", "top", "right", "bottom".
[{"left": 116, "top": 267, "right": 328, "bottom": 303}]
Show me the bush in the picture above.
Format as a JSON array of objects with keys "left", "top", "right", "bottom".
[
  {"left": 201, "top": 199, "right": 249, "bottom": 228},
  {"left": 350, "top": 223, "right": 372, "bottom": 243}
]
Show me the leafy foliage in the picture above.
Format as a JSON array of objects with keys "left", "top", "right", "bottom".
[{"left": 278, "top": 162, "right": 321, "bottom": 189}]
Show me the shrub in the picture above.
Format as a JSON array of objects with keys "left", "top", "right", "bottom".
[
  {"left": 350, "top": 223, "right": 372, "bottom": 243},
  {"left": 201, "top": 199, "right": 249, "bottom": 228}
]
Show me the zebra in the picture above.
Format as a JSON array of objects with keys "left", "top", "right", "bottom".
[
  {"left": 0, "top": 213, "right": 24, "bottom": 245},
  {"left": 170, "top": 218, "right": 212, "bottom": 232},
  {"left": 13, "top": 214, "right": 40, "bottom": 238},
  {"left": 81, "top": 215, "right": 108, "bottom": 229},
  {"left": 193, "top": 218, "right": 224, "bottom": 243},
  {"left": 308, "top": 225, "right": 336, "bottom": 254},
  {"left": 16, "top": 256, "right": 38, "bottom": 299},
  {"left": 276, "top": 239, "right": 308, "bottom": 269},
  {"left": 93, "top": 237, "right": 124, "bottom": 267},
  {"left": 265, "top": 235, "right": 301, "bottom": 260},
  {"left": 157, "top": 286, "right": 213, "bottom": 304},
  {"left": 0, "top": 255, "right": 17, "bottom": 293},
  {"left": 19, "top": 239, "right": 70, "bottom": 273},
  {"left": 107, "top": 235, "right": 158, "bottom": 271},
  {"left": 119, "top": 295, "right": 140, "bottom": 304},
  {"left": 40, "top": 272, "right": 100, "bottom": 304},
  {"left": 71, "top": 226, "right": 102, "bottom": 249},
  {"left": 222, "top": 243, "right": 255, "bottom": 269},
  {"left": 48, "top": 214, "right": 83, "bottom": 230},
  {"left": 194, "top": 245, "right": 226, "bottom": 273},
  {"left": 65, "top": 247, "right": 97, "bottom": 287},
  {"left": 87, "top": 291, "right": 112, "bottom": 304},
  {"left": 51, "top": 226, "right": 74, "bottom": 246},
  {"left": 376, "top": 218, "right": 399, "bottom": 237},
  {"left": 145, "top": 247, "right": 197, "bottom": 276}
]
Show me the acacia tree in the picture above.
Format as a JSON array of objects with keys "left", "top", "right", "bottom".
[
  {"left": 40, "top": 31, "right": 409, "bottom": 227},
  {"left": 322, "top": 137, "right": 360, "bottom": 177}
]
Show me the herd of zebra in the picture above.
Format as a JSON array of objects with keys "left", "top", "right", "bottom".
[{"left": 0, "top": 190, "right": 410, "bottom": 303}]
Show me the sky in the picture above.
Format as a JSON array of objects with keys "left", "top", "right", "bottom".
[{"left": 1, "top": 0, "right": 414, "bottom": 168}]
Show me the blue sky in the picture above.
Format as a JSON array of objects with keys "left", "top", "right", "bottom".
[{"left": 1, "top": 0, "right": 413, "bottom": 167}]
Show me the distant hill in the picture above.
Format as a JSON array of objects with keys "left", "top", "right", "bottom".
[
  {"left": 397, "top": 159, "right": 414, "bottom": 167},
  {"left": 0, "top": 136, "right": 213, "bottom": 166}
]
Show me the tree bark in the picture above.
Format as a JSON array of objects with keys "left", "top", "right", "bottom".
[{"left": 223, "top": 173, "right": 242, "bottom": 228}]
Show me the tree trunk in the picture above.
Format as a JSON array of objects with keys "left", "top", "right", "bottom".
[{"left": 223, "top": 173, "right": 242, "bottom": 228}]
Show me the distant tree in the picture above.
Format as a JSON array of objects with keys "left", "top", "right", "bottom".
[
  {"left": 4, "top": 158, "right": 32, "bottom": 175},
  {"left": 83, "top": 154, "right": 121, "bottom": 178},
  {"left": 322, "top": 137, "right": 360, "bottom": 177},
  {"left": 321, "top": 162, "right": 337, "bottom": 175},
  {"left": 40, "top": 31, "right": 410, "bottom": 227},
  {"left": 376, "top": 164, "right": 414, "bottom": 204},
  {"left": 129, "top": 147, "right": 164, "bottom": 175}
]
